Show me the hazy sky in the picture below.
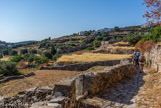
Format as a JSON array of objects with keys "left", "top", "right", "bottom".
[{"left": 0, "top": 0, "right": 146, "bottom": 42}]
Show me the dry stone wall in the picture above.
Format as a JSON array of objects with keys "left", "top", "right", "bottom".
[
  {"left": 0, "top": 63, "right": 136, "bottom": 108},
  {"left": 41, "top": 58, "right": 131, "bottom": 71},
  {"left": 0, "top": 72, "right": 35, "bottom": 84},
  {"left": 144, "top": 45, "right": 161, "bottom": 72}
]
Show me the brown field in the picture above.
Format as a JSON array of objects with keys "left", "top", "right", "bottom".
[
  {"left": 0, "top": 70, "right": 78, "bottom": 96},
  {"left": 107, "top": 46, "right": 135, "bottom": 50},
  {"left": 56, "top": 53, "right": 131, "bottom": 63}
]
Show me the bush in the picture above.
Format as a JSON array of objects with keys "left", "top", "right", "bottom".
[
  {"left": 52, "top": 54, "right": 62, "bottom": 61},
  {"left": 86, "top": 47, "right": 94, "bottom": 50},
  {"left": 2, "top": 49, "right": 9, "bottom": 56},
  {"left": 10, "top": 55, "right": 23, "bottom": 63},
  {"left": 103, "top": 37, "right": 111, "bottom": 41},
  {"left": 127, "top": 32, "right": 142, "bottom": 45},
  {"left": 10, "top": 50, "right": 18, "bottom": 56},
  {"left": 44, "top": 51, "right": 52, "bottom": 59},
  {"left": 114, "top": 26, "right": 119, "bottom": 31},
  {"left": 39, "top": 56, "right": 49, "bottom": 64},
  {"left": 30, "top": 49, "right": 37, "bottom": 54},
  {"left": 51, "top": 46, "right": 56, "bottom": 55},
  {"left": 93, "top": 40, "right": 101, "bottom": 47},
  {"left": 0, "top": 61, "right": 20, "bottom": 76},
  {"left": 141, "top": 26, "right": 161, "bottom": 42},
  {"left": 20, "top": 49, "right": 28, "bottom": 55},
  {"left": 28, "top": 55, "right": 35, "bottom": 63},
  {"left": 0, "top": 53, "right": 3, "bottom": 58}
]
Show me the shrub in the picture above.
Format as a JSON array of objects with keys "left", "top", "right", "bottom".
[
  {"left": 0, "top": 53, "right": 3, "bottom": 58},
  {"left": 44, "top": 51, "right": 52, "bottom": 59},
  {"left": 51, "top": 46, "right": 56, "bottom": 55},
  {"left": 52, "top": 54, "right": 62, "bottom": 61},
  {"left": 86, "top": 47, "right": 94, "bottom": 50},
  {"left": 10, "top": 55, "right": 23, "bottom": 63},
  {"left": 28, "top": 55, "right": 35, "bottom": 64},
  {"left": 30, "top": 49, "right": 37, "bottom": 54},
  {"left": 2, "top": 49, "right": 9, "bottom": 56},
  {"left": 127, "top": 33, "right": 142, "bottom": 45},
  {"left": 96, "top": 36, "right": 103, "bottom": 41},
  {"left": 135, "top": 40, "right": 155, "bottom": 52},
  {"left": 114, "top": 26, "right": 119, "bottom": 31},
  {"left": 0, "top": 61, "right": 20, "bottom": 76},
  {"left": 39, "top": 56, "right": 49, "bottom": 64},
  {"left": 141, "top": 26, "right": 161, "bottom": 42},
  {"left": 20, "top": 49, "right": 28, "bottom": 55},
  {"left": 10, "top": 50, "right": 18, "bottom": 56},
  {"left": 93, "top": 40, "right": 101, "bottom": 47}
]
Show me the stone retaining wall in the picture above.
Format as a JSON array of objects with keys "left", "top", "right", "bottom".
[
  {"left": 57, "top": 44, "right": 93, "bottom": 54},
  {"left": 41, "top": 59, "right": 123, "bottom": 71},
  {"left": 0, "top": 63, "right": 137, "bottom": 108},
  {"left": 144, "top": 45, "right": 161, "bottom": 72},
  {"left": 106, "top": 49, "right": 134, "bottom": 54},
  {"left": 0, "top": 72, "right": 35, "bottom": 84}
]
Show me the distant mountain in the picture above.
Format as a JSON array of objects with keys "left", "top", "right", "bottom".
[{"left": 13, "top": 40, "right": 38, "bottom": 45}]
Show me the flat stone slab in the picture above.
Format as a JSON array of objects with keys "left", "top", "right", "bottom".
[{"left": 50, "top": 97, "right": 65, "bottom": 104}]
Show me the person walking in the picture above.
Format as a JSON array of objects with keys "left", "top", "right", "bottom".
[
  {"left": 139, "top": 53, "right": 146, "bottom": 73},
  {"left": 136, "top": 51, "right": 140, "bottom": 66}
]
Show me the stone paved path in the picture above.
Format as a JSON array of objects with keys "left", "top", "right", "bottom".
[{"left": 95, "top": 70, "right": 146, "bottom": 108}]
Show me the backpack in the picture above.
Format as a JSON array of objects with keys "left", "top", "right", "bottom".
[{"left": 140, "top": 56, "right": 145, "bottom": 63}]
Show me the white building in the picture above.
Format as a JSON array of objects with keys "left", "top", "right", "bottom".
[
  {"left": 78, "top": 31, "right": 85, "bottom": 35},
  {"left": 94, "top": 28, "right": 112, "bottom": 35}
]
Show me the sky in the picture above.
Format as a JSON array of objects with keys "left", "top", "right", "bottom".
[{"left": 0, "top": 0, "right": 147, "bottom": 42}]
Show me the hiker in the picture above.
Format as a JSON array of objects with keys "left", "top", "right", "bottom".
[
  {"left": 132, "top": 51, "right": 137, "bottom": 65},
  {"left": 136, "top": 51, "right": 140, "bottom": 66},
  {"left": 139, "top": 53, "right": 146, "bottom": 72}
]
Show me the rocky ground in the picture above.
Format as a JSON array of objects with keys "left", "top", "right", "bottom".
[
  {"left": 82, "top": 67, "right": 161, "bottom": 108},
  {"left": 0, "top": 70, "right": 78, "bottom": 97}
]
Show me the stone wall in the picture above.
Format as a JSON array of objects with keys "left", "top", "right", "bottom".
[
  {"left": 0, "top": 72, "right": 35, "bottom": 84},
  {"left": 144, "top": 45, "right": 161, "bottom": 72},
  {"left": 106, "top": 49, "right": 134, "bottom": 54},
  {"left": 74, "top": 63, "right": 137, "bottom": 96},
  {"left": 57, "top": 44, "right": 93, "bottom": 54},
  {"left": 41, "top": 59, "right": 131, "bottom": 71},
  {"left": 0, "top": 63, "right": 136, "bottom": 108}
]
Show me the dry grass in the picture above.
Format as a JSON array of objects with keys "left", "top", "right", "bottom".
[
  {"left": 138, "top": 67, "right": 161, "bottom": 107},
  {"left": 113, "top": 42, "right": 129, "bottom": 46},
  {"left": 0, "top": 56, "right": 11, "bottom": 61},
  {"left": 0, "top": 70, "right": 78, "bottom": 96},
  {"left": 107, "top": 46, "right": 135, "bottom": 50},
  {"left": 56, "top": 53, "right": 131, "bottom": 63}
]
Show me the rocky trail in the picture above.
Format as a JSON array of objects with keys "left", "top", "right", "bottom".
[{"left": 82, "top": 68, "right": 161, "bottom": 108}]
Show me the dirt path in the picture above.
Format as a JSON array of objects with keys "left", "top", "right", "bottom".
[
  {"left": 0, "top": 70, "right": 78, "bottom": 97},
  {"left": 87, "top": 68, "right": 161, "bottom": 108}
]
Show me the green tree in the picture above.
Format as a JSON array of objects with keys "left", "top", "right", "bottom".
[
  {"left": 51, "top": 46, "right": 56, "bottom": 55},
  {"left": 93, "top": 40, "right": 101, "bottom": 47},
  {"left": 30, "top": 49, "right": 37, "bottom": 54},
  {"left": 141, "top": 26, "right": 161, "bottom": 42},
  {"left": 44, "top": 51, "right": 52, "bottom": 59},
  {"left": 0, "top": 61, "right": 20, "bottom": 76},
  {"left": 10, "top": 55, "right": 23, "bottom": 63},
  {"left": 20, "top": 49, "right": 28, "bottom": 55},
  {"left": 114, "top": 26, "right": 119, "bottom": 31},
  {"left": 52, "top": 54, "right": 62, "bottom": 61},
  {"left": 10, "top": 50, "right": 18, "bottom": 56}
]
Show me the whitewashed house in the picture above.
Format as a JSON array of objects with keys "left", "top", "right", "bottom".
[
  {"left": 94, "top": 28, "right": 112, "bottom": 35},
  {"left": 78, "top": 31, "right": 85, "bottom": 35}
]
